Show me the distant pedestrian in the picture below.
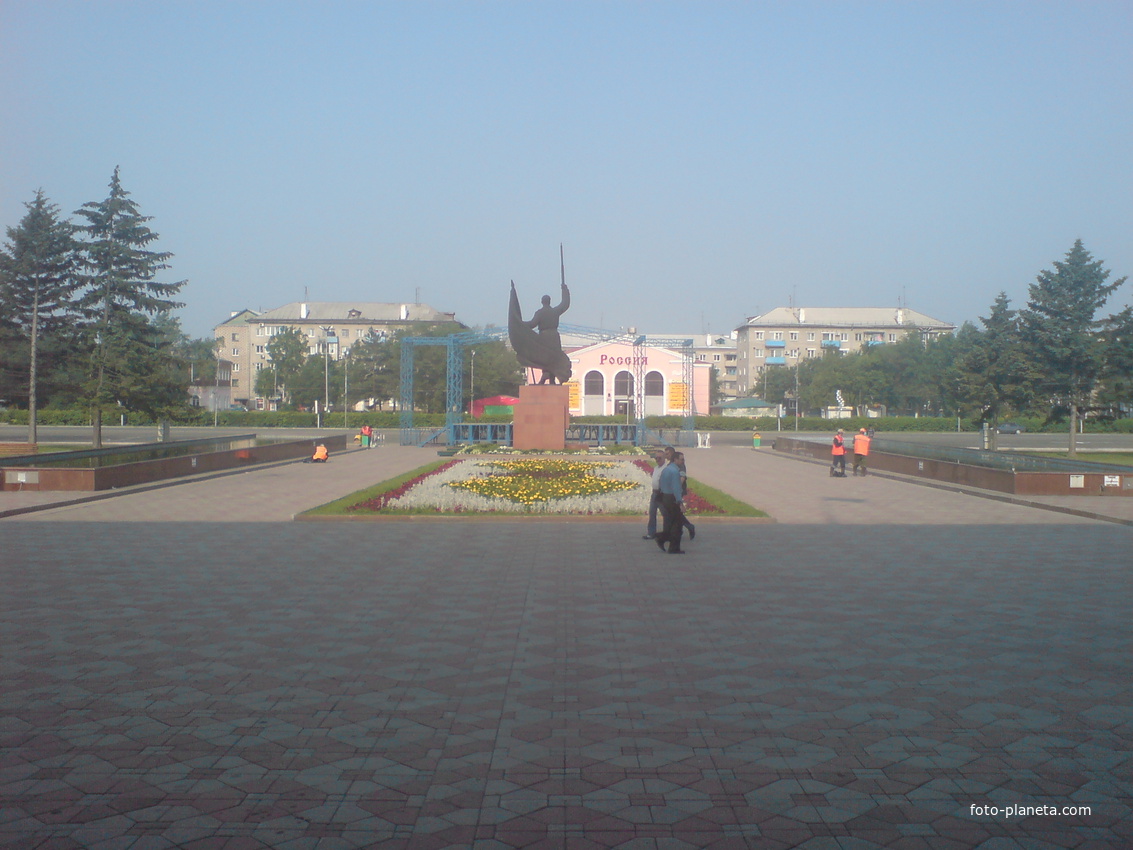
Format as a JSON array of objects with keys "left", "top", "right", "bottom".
[
  {"left": 311, "top": 443, "right": 329, "bottom": 463},
  {"left": 830, "top": 428, "right": 846, "bottom": 477},
  {"left": 360, "top": 423, "right": 373, "bottom": 448},
  {"left": 642, "top": 448, "right": 668, "bottom": 540},
  {"left": 852, "top": 428, "right": 871, "bottom": 476}
]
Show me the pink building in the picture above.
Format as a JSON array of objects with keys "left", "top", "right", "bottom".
[{"left": 537, "top": 339, "right": 710, "bottom": 418}]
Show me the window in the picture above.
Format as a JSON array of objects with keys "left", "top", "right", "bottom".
[
  {"left": 255, "top": 345, "right": 264, "bottom": 353},
  {"left": 584, "top": 370, "right": 604, "bottom": 395},
  {"left": 772, "top": 331, "right": 783, "bottom": 340},
  {"left": 231, "top": 333, "right": 239, "bottom": 341},
  {"left": 257, "top": 326, "right": 264, "bottom": 336},
  {"left": 644, "top": 371, "right": 664, "bottom": 397},
  {"left": 613, "top": 370, "right": 634, "bottom": 397},
  {"left": 231, "top": 378, "right": 239, "bottom": 387},
  {"left": 790, "top": 332, "right": 798, "bottom": 340},
  {"left": 232, "top": 363, "right": 240, "bottom": 372},
  {"left": 754, "top": 331, "right": 764, "bottom": 340},
  {"left": 726, "top": 354, "right": 736, "bottom": 361},
  {"left": 807, "top": 348, "right": 816, "bottom": 358},
  {"left": 254, "top": 363, "right": 263, "bottom": 371},
  {"left": 807, "top": 332, "right": 815, "bottom": 341},
  {"left": 889, "top": 334, "right": 896, "bottom": 341},
  {"left": 855, "top": 333, "right": 862, "bottom": 341},
  {"left": 340, "top": 328, "right": 350, "bottom": 338},
  {"left": 713, "top": 354, "right": 721, "bottom": 361},
  {"left": 725, "top": 366, "right": 736, "bottom": 375},
  {"left": 231, "top": 348, "right": 239, "bottom": 356}
]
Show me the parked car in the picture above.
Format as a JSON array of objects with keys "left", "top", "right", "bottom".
[{"left": 997, "top": 422, "right": 1025, "bottom": 434}]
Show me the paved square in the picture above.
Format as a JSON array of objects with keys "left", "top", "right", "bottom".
[{"left": 3, "top": 446, "right": 1131, "bottom": 848}]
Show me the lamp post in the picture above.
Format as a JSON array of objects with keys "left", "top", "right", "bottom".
[{"left": 343, "top": 349, "right": 350, "bottom": 428}]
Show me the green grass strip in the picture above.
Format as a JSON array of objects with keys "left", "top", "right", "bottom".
[{"left": 684, "top": 477, "right": 768, "bottom": 517}]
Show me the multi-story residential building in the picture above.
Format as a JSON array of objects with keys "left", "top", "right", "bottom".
[
  {"left": 213, "top": 301, "right": 462, "bottom": 408},
  {"left": 734, "top": 306, "right": 955, "bottom": 396},
  {"left": 693, "top": 332, "right": 739, "bottom": 400}
]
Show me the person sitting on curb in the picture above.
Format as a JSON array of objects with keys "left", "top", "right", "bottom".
[{"left": 311, "top": 444, "right": 329, "bottom": 463}]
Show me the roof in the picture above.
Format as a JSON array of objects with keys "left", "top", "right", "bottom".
[
  {"left": 739, "top": 306, "right": 954, "bottom": 330},
  {"left": 248, "top": 301, "right": 460, "bottom": 325}
]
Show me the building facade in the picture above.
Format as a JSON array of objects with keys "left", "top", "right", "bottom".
[
  {"left": 693, "top": 332, "right": 739, "bottom": 400},
  {"left": 734, "top": 307, "right": 955, "bottom": 396},
  {"left": 213, "top": 301, "right": 461, "bottom": 408},
  {"left": 561, "top": 339, "right": 711, "bottom": 418}
]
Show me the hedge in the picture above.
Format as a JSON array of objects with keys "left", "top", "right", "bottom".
[{"left": 3, "top": 407, "right": 1132, "bottom": 434}]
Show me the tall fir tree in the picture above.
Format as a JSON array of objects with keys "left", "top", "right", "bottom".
[
  {"left": 955, "top": 292, "right": 1033, "bottom": 446},
  {"left": 1020, "top": 240, "right": 1126, "bottom": 456},
  {"left": 0, "top": 189, "right": 82, "bottom": 443},
  {"left": 74, "top": 168, "right": 187, "bottom": 446}
]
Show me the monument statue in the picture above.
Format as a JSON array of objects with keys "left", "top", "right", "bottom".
[{"left": 508, "top": 248, "right": 572, "bottom": 385}]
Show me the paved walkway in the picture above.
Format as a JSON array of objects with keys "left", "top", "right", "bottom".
[{"left": 3, "top": 446, "right": 1131, "bottom": 848}]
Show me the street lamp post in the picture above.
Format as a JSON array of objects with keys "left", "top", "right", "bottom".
[{"left": 343, "top": 349, "right": 350, "bottom": 429}]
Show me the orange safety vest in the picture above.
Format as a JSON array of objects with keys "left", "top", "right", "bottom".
[
  {"left": 832, "top": 436, "right": 845, "bottom": 456},
  {"left": 853, "top": 433, "right": 871, "bottom": 456},
  {"left": 313, "top": 445, "right": 329, "bottom": 461}
]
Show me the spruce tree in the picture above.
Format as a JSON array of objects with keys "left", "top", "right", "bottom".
[
  {"left": 74, "top": 168, "right": 186, "bottom": 446},
  {"left": 0, "top": 190, "right": 81, "bottom": 443},
  {"left": 1020, "top": 240, "right": 1126, "bottom": 456}
]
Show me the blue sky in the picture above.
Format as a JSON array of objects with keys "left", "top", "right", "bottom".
[{"left": 3, "top": 0, "right": 1131, "bottom": 341}]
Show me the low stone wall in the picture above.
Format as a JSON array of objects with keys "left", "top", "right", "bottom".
[
  {"left": 772, "top": 436, "right": 1133, "bottom": 497},
  {"left": 1, "top": 435, "right": 350, "bottom": 492}
]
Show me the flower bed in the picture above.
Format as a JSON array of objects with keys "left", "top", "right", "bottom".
[
  {"left": 348, "top": 458, "right": 649, "bottom": 514},
  {"left": 340, "top": 457, "right": 737, "bottom": 516}
]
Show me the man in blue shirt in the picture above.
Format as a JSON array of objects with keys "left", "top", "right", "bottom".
[{"left": 655, "top": 446, "right": 686, "bottom": 554}]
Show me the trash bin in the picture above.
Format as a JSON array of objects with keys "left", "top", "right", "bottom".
[
  {"left": 752, "top": 432, "right": 761, "bottom": 448},
  {"left": 361, "top": 435, "right": 370, "bottom": 448}
]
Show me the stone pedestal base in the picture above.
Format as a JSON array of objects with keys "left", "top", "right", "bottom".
[{"left": 513, "top": 385, "right": 569, "bottom": 450}]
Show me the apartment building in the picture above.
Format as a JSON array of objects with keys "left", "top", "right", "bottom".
[
  {"left": 214, "top": 301, "right": 462, "bottom": 407},
  {"left": 735, "top": 306, "right": 955, "bottom": 396},
  {"left": 693, "top": 332, "right": 739, "bottom": 400}
]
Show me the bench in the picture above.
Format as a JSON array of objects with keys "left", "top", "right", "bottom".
[{"left": 0, "top": 442, "right": 39, "bottom": 457}]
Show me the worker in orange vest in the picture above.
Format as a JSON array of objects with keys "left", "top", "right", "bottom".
[
  {"left": 852, "top": 428, "right": 871, "bottom": 476},
  {"left": 311, "top": 444, "right": 329, "bottom": 463},
  {"left": 830, "top": 428, "right": 847, "bottom": 477}
]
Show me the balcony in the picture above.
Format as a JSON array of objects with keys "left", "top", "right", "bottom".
[
  {"left": 764, "top": 339, "right": 786, "bottom": 348},
  {"left": 765, "top": 356, "right": 787, "bottom": 365},
  {"left": 821, "top": 340, "right": 841, "bottom": 349}
]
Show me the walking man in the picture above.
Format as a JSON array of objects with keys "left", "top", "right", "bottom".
[
  {"left": 655, "top": 447, "right": 687, "bottom": 554},
  {"left": 852, "top": 427, "right": 871, "bottom": 476},
  {"left": 642, "top": 448, "right": 668, "bottom": 540}
]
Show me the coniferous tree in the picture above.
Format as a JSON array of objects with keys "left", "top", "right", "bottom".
[
  {"left": 1020, "top": 240, "right": 1126, "bottom": 456},
  {"left": 955, "top": 292, "right": 1033, "bottom": 446},
  {"left": 0, "top": 190, "right": 82, "bottom": 442},
  {"left": 73, "top": 168, "right": 186, "bottom": 446}
]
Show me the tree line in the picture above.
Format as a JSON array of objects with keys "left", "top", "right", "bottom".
[
  {"left": 750, "top": 240, "right": 1129, "bottom": 454},
  {"left": 0, "top": 172, "right": 524, "bottom": 442}
]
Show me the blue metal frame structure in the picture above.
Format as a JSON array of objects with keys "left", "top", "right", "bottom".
[{"left": 398, "top": 325, "right": 697, "bottom": 446}]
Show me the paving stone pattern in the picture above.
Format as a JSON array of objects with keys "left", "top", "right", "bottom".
[{"left": 2, "top": 447, "right": 1132, "bottom": 848}]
